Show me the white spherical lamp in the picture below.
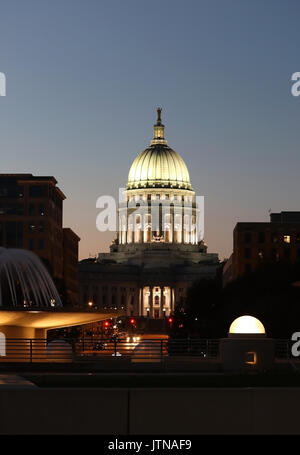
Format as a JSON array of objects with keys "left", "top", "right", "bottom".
[{"left": 229, "top": 315, "right": 265, "bottom": 336}]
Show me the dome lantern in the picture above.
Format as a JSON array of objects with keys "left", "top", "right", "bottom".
[{"left": 151, "top": 107, "right": 167, "bottom": 145}]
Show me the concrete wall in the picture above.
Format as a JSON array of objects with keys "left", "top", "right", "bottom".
[{"left": 0, "top": 387, "right": 300, "bottom": 434}]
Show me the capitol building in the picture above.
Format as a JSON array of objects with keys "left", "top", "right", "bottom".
[{"left": 79, "top": 109, "right": 219, "bottom": 323}]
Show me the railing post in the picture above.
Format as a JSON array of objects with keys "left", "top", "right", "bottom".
[{"left": 30, "top": 339, "right": 33, "bottom": 363}]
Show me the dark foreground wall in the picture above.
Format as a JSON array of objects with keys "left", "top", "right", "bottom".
[{"left": 0, "top": 387, "right": 300, "bottom": 434}]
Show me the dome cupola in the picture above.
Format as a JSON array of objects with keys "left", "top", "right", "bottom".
[{"left": 127, "top": 108, "right": 192, "bottom": 191}]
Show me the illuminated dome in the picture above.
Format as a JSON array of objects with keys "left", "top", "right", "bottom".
[
  {"left": 229, "top": 316, "right": 265, "bottom": 335},
  {"left": 127, "top": 108, "right": 192, "bottom": 191}
]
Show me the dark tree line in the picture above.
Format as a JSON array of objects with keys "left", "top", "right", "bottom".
[{"left": 170, "top": 262, "right": 300, "bottom": 339}]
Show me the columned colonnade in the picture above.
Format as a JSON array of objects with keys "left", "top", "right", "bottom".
[
  {"left": 119, "top": 198, "right": 198, "bottom": 245},
  {"left": 139, "top": 285, "right": 174, "bottom": 318}
]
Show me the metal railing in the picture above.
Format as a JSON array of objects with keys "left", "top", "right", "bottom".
[
  {"left": 0, "top": 337, "right": 296, "bottom": 363},
  {"left": 0, "top": 337, "right": 220, "bottom": 363},
  {"left": 275, "top": 339, "right": 293, "bottom": 359}
]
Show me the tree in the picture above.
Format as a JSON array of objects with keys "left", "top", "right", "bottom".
[{"left": 170, "top": 262, "right": 300, "bottom": 339}]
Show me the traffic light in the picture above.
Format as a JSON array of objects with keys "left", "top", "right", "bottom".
[
  {"left": 130, "top": 318, "right": 136, "bottom": 325},
  {"left": 104, "top": 321, "right": 110, "bottom": 328},
  {"left": 168, "top": 317, "right": 173, "bottom": 324}
]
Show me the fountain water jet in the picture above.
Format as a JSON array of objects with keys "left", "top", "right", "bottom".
[
  {"left": 0, "top": 247, "right": 62, "bottom": 308},
  {"left": 0, "top": 248, "right": 123, "bottom": 361}
]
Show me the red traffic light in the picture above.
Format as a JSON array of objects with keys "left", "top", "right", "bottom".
[
  {"left": 168, "top": 317, "right": 173, "bottom": 324},
  {"left": 130, "top": 318, "right": 136, "bottom": 325},
  {"left": 104, "top": 321, "right": 110, "bottom": 327}
]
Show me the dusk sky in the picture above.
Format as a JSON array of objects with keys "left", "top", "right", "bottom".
[{"left": 1, "top": 0, "right": 300, "bottom": 260}]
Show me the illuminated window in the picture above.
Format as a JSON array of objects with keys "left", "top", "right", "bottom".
[
  {"left": 245, "top": 351, "right": 257, "bottom": 365},
  {"left": 284, "top": 235, "right": 291, "bottom": 244}
]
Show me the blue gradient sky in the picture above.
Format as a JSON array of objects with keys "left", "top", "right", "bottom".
[{"left": 0, "top": 0, "right": 300, "bottom": 259}]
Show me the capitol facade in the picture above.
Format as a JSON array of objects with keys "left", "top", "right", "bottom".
[{"left": 79, "top": 109, "right": 219, "bottom": 322}]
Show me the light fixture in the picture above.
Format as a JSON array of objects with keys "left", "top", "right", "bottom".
[{"left": 229, "top": 315, "right": 265, "bottom": 335}]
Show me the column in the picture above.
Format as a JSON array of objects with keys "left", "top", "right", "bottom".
[
  {"left": 182, "top": 200, "right": 184, "bottom": 244},
  {"left": 150, "top": 286, "right": 153, "bottom": 318},
  {"left": 140, "top": 287, "right": 144, "bottom": 316},
  {"left": 171, "top": 208, "right": 174, "bottom": 243},
  {"left": 118, "top": 214, "right": 122, "bottom": 244},
  {"left": 125, "top": 204, "right": 128, "bottom": 244},
  {"left": 159, "top": 204, "right": 162, "bottom": 237},
  {"left": 170, "top": 287, "right": 173, "bottom": 313},
  {"left": 143, "top": 214, "right": 146, "bottom": 243},
  {"left": 160, "top": 286, "right": 164, "bottom": 319}
]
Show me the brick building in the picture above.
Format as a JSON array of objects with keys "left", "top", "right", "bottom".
[
  {"left": 63, "top": 228, "right": 80, "bottom": 307},
  {"left": 0, "top": 174, "right": 80, "bottom": 306},
  {"left": 223, "top": 211, "right": 300, "bottom": 286}
]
